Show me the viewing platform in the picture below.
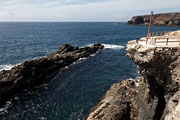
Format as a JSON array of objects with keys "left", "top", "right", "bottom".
[
  {"left": 139, "top": 30, "right": 180, "bottom": 47},
  {"left": 138, "top": 11, "right": 180, "bottom": 48}
]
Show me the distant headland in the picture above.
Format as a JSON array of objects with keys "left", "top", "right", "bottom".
[{"left": 128, "top": 12, "right": 180, "bottom": 26}]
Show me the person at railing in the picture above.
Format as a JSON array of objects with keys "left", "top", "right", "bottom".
[{"left": 150, "top": 37, "right": 154, "bottom": 45}]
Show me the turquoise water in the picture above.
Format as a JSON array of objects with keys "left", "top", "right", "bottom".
[{"left": 0, "top": 22, "right": 179, "bottom": 120}]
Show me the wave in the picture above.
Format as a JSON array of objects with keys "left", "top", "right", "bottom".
[
  {"left": 64, "top": 50, "right": 101, "bottom": 69},
  {"left": 102, "top": 44, "right": 125, "bottom": 50},
  {"left": 0, "top": 64, "right": 16, "bottom": 71},
  {"left": 85, "top": 43, "right": 125, "bottom": 50},
  {"left": 0, "top": 56, "right": 45, "bottom": 72},
  {"left": 0, "top": 44, "right": 123, "bottom": 71}
]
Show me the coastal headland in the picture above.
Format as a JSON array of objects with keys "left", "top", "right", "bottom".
[
  {"left": 128, "top": 12, "right": 180, "bottom": 26},
  {"left": 0, "top": 43, "right": 104, "bottom": 105},
  {"left": 87, "top": 30, "right": 180, "bottom": 120}
]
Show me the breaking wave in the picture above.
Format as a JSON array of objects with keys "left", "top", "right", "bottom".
[
  {"left": 102, "top": 44, "right": 125, "bottom": 49},
  {"left": 0, "top": 64, "right": 16, "bottom": 71}
]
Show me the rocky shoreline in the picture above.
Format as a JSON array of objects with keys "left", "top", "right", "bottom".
[
  {"left": 128, "top": 12, "right": 180, "bottom": 26},
  {"left": 87, "top": 38, "right": 180, "bottom": 119},
  {"left": 0, "top": 43, "right": 104, "bottom": 105},
  {"left": 87, "top": 79, "right": 140, "bottom": 120}
]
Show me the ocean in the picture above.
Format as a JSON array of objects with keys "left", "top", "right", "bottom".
[{"left": 0, "top": 22, "right": 179, "bottom": 120}]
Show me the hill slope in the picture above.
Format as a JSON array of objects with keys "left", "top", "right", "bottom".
[{"left": 128, "top": 12, "right": 180, "bottom": 26}]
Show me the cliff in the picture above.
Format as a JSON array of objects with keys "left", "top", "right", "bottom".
[
  {"left": 128, "top": 12, "right": 180, "bottom": 26},
  {"left": 0, "top": 43, "right": 104, "bottom": 105},
  {"left": 87, "top": 36, "right": 180, "bottom": 119}
]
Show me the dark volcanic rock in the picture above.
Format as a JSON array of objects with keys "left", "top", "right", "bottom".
[
  {"left": 87, "top": 39, "right": 180, "bottom": 120},
  {"left": 128, "top": 12, "right": 180, "bottom": 26},
  {"left": 131, "top": 16, "right": 144, "bottom": 24},
  {"left": 0, "top": 43, "right": 104, "bottom": 105}
]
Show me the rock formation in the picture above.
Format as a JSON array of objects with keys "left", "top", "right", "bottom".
[
  {"left": 87, "top": 79, "right": 140, "bottom": 120},
  {"left": 87, "top": 39, "right": 180, "bottom": 119},
  {"left": 128, "top": 12, "right": 180, "bottom": 26},
  {"left": 0, "top": 43, "right": 104, "bottom": 105}
]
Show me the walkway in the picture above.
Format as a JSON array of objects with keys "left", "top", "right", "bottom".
[{"left": 139, "top": 30, "right": 180, "bottom": 47}]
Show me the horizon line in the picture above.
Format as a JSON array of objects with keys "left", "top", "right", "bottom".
[{"left": 0, "top": 21, "right": 127, "bottom": 23}]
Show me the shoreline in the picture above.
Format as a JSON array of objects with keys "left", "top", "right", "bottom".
[{"left": 128, "top": 12, "right": 180, "bottom": 27}]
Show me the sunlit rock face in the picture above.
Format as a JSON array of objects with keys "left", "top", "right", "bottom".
[
  {"left": 87, "top": 39, "right": 180, "bottom": 120},
  {"left": 128, "top": 12, "right": 180, "bottom": 26},
  {"left": 126, "top": 40, "right": 180, "bottom": 120}
]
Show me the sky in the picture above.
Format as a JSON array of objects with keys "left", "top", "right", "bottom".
[{"left": 0, "top": 0, "right": 180, "bottom": 22}]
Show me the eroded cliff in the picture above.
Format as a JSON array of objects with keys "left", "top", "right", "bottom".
[
  {"left": 87, "top": 40, "right": 180, "bottom": 120},
  {"left": 128, "top": 12, "right": 180, "bottom": 26}
]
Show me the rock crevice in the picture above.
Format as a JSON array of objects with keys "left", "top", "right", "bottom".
[{"left": 87, "top": 40, "right": 180, "bottom": 120}]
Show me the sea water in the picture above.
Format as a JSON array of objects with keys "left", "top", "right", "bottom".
[{"left": 0, "top": 22, "right": 179, "bottom": 120}]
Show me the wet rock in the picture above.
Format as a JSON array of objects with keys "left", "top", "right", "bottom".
[{"left": 0, "top": 43, "right": 104, "bottom": 105}]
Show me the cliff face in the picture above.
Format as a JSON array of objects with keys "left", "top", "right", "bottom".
[
  {"left": 87, "top": 79, "right": 140, "bottom": 120},
  {"left": 87, "top": 40, "right": 180, "bottom": 120},
  {"left": 128, "top": 12, "right": 180, "bottom": 26},
  {"left": 0, "top": 43, "right": 104, "bottom": 105},
  {"left": 126, "top": 40, "right": 180, "bottom": 120}
]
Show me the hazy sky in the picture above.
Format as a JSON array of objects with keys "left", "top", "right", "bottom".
[{"left": 0, "top": 0, "right": 180, "bottom": 22}]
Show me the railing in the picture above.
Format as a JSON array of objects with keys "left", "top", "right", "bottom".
[
  {"left": 146, "top": 32, "right": 167, "bottom": 44},
  {"left": 146, "top": 31, "right": 180, "bottom": 46},
  {"left": 148, "top": 31, "right": 172, "bottom": 38},
  {"left": 152, "top": 37, "right": 180, "bottom": 46}
]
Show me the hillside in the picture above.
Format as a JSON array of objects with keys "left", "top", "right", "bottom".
[{"left": 128, "top": 12, "right": 180, "bottom": 26}]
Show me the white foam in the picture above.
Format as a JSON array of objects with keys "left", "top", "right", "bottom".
[
  {"left": 63, "top": 57, "right": 88, "bottom": 69},
  {"left": 0, "top": 64, "right": 15, "bottom": 71},
  {"left": 135, "top": 83, "right": 139, "bottom": 87},
  {"left": 0, "top": 100, "right": 12, "bottom": 114},
  {"left": 0, "top": 56, "right": 45, "bottom": 71},
  {"left": 79, "top": 57, "right": 88, "bottom": 60},
  {"left": 103, "top": 44, "right": 125, "bottom": 50},
  {"left": 90, "top": 50, "right": 100, "bottom": 57}
]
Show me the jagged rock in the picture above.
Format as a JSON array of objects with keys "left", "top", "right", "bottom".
[
  {"left": 0, "top": 43, "right": 104, "bottom": 105},
  {"left": 163, "top": 91, "right": 180, "bottom": 120},
  {"left": 128, "top": 12, "right": 180, "bottom": 26},
  {"left": 126, "top": 41, "right": 180, "bottom": 120},
  {"left": 87, "top": 39, "right": 180, "bottom": 120},
  {"left": 87, "top": 79, "right": 140, "bottom": 120}
]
